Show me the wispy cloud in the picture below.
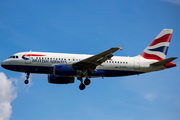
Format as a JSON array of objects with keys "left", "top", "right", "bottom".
[
  {"left": 0, "top": 72, "right": 17, "bottom": 120},
  {"left": 144, "top": 93, "right": 156, "bottom": 102},
  {"left": 162, "top": 0, "right": 180, "bottom": 5},
  {"left": 0, "top": 72, "right": 35, "bottom": 120}
]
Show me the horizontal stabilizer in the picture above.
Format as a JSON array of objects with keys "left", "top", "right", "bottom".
[{"left": 150, "top": 57, "right": 178, "bottom": 66}]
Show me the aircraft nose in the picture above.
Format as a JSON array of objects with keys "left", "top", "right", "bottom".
[
  {"left": 1, "top": 61, "right": 6, "bottom": 68},
  {"left": 1, "top": 60, "right": 9, "bottom": 69},
  {"left": 1, "top": 59, "right": 20, "bottom": 71}
]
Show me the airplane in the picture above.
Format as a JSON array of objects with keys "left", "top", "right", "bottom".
[{"left": 1, "top": 29, "right": 178, "bottom": 90}]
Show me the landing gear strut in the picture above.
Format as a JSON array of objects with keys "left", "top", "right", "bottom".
[
  {"left": 78, "top": 77, "right": 91, "bottom": 90},
  {"left": 24, "top": 73, "right": 30, "bottom": 84},
  {"left": 78, "top": 77, "right": 86, "bottom": 90}
]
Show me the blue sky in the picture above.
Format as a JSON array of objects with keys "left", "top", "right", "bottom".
[{"left": 0, "top": 0, "right": 180, "bottom": 120}]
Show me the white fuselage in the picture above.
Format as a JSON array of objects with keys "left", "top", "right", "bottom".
[
  {"left": 1, "top": 29, "right": 176, "bottom": 90},
  {"left": 1, "top": 52, "right": 166, "bottom": 77}
]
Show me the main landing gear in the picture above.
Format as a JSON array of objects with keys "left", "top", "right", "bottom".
[
  {"left": 24, "top": 73, "right": 30, "bottom": 84},
  {"left": 78, "top": 77, "right": 91, "bottom": 90}
]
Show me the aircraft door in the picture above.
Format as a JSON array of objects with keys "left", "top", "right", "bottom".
[
  {"left": 134, "top": 58, "right": 140, "bottom": 70},
  {"left": 24, "top": 53, "right": 31, "bottom": 64}
]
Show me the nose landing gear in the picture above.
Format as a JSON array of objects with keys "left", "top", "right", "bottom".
[{"left": 24, "top": 73, "right": 30, "bottom": 84}]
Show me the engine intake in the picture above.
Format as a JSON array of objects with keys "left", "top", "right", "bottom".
[{"left": 53, "top": 65, "right": 80, "bottom": 76}]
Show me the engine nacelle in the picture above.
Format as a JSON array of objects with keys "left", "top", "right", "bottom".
[
  {"left": 53, "top": 65, "right": 80, "bottom": 76},
  {"left": 48, "top": 74, "right": 74, "bottom": 84}
]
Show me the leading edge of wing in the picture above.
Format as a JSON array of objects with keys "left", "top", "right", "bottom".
[{"left": 72, "top": 45, "right": 124, "bottom": 71}]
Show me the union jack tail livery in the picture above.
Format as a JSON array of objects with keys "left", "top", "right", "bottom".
[{"left": 140, "top": 29, "right": 173, "bottom": 61}]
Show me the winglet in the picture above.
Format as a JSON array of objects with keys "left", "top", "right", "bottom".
[{"left": 119, "top": 45, "right": 124, "bottom": 51}]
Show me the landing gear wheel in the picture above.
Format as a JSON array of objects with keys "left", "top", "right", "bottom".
[
  {"left": 79, "top": 83, "right": 86, "bottom": 90},
  {"left": 24, "top": 80, "right": 29, "bottom": 84},
  {"left": 84, "top": 78, "right": 91, "bottom": 85},
  {"left": 24, "top": 72, "right": 30, "bottom": 84}
]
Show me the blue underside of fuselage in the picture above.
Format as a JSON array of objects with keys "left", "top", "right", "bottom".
[{"left": 1, "top": 65, "right": 144, "bottom": 77}]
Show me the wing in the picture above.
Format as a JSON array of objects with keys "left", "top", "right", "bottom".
[{"left": 72, "top": 45, "right": 124, "bottom": 74}]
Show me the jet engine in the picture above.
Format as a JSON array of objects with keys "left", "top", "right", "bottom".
[
  {"left": 53, "top": 65, "right": 80, "bottom": 76},
  {"left": 48, "top": 74, "right": 74, "bottom": 84}
]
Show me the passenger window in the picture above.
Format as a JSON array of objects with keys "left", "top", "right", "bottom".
[
  {"left": 68, "top": 59, "right": 70, "bottom": 61},
  {"left": 115, "top": 61, "right": 116, "bottom": 63},
  {"left": 109, "top": 61, "right": 111, "bottom": 63},
  {"left": 118, "top": 61, "right": 119, "bottom": 63},
  {"left": 126, "top": 62, "right": 128, "bottom": 64},
  {"left": 73, "top": 59, "right": 75, "bottom": 61},
  {"left": 64, "top": 59, "right": 66, "bottom": 60},
  {"left": 59, "top": 58, "right": 61, "bottom": 60},
  {"left": 120, "top": 62, "right": 122, "bottom": 64},
  {"left": 107, "top": 61, "right": 108, "bottom": 63},
  {"left": 12, "top": 56, "right": 15, "bottom": 58},
  {"left": 112, "top": 61, "right": 114, "bottom": 63},
  {"left": 123, "top": 62, "right": 125, "bottom": 64},
  {"left": 62, "top": 58, "right": 63, "bottom": 60},
  {"left": 16, "top": 56, "right": 18, "bottom": 58}
]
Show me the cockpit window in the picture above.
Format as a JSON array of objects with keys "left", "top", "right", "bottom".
[{"left": 9, "top": 55, "right": 18, "bottom": 59}]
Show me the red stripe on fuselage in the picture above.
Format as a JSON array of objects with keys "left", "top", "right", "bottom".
[
  {"left": 148, "top": 34, "right": 172, "bottom": 46},
  {"left": 140, "top": 52, "right": 163, "bottom": 61},
  {"left": 23, "top": 54, "right": 46, "bottom": 57}
]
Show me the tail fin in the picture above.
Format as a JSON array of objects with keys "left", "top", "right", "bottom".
[{"left": 140, "top": 29, "right": 173, "bottom": 61}]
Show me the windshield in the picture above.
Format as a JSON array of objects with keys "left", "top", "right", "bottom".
[{"left": 9, "top": 55, "right": 18, "bottom": 59}]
